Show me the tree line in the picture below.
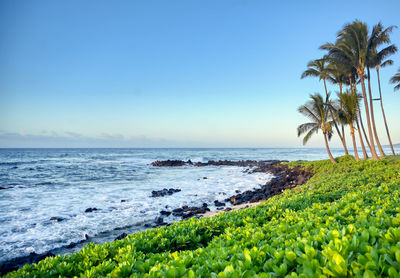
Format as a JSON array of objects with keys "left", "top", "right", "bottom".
[{"left": 297, "top": 20, "right": 400, "bottom": 164}]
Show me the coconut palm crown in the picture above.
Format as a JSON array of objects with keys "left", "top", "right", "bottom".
[
  {"left": 301, "top": 58, "right": 331, "bottom": 96},
  {"left": 297, "top": 93, "right": 336, "bottom": 164}
]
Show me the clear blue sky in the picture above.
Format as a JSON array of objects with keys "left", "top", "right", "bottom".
[{"left": 1, "top": 0, "right": 399, "bottom": 148}]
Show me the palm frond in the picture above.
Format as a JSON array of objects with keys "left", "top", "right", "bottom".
[
  {"left": 380, "top": 59, "right": 393, "bottom": 68},
  {"left": 297, "top": 122, "right": 317, "bottom": 137},
  {"left": 390, "top": 68, "right": 400, "bottom": 91},
  {"left": 302, "top": 126, "right": 319, "bottom": 145}
]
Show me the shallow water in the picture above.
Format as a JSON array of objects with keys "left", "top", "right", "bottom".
[{"left": 0, "top": 147, "right": 397, "bottom": 262}]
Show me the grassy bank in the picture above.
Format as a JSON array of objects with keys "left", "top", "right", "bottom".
[{"left": 4, "top": 156, "right": 400, "bottom": 277}]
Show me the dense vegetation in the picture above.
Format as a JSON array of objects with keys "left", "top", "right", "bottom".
[
  {"left": 299, "top": 20, "right": 399, "bottom": 160},
  {"left": 5, "top": 155, "right": 400, "bottom": 277}
]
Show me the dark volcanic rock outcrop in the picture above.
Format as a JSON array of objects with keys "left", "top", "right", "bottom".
[
  {"left": 225, "top": 163, "right": 313, "bottom": 205},
  {"left": 152, "top": 160, "right": 313, "bottom": 220},
  {"left": 171, "top": 204, "right": 210, "bottom": 219},
  {"left": 151, "top": 188, "right": 181, "bottom": 197},
  {"left": 114, "top": 233, "right": 128, "bottom": 241},
  {"left": 151, "top": 160, "right": 187, "bottom": 167},
  {"left": 84, "top": 208, "right": 99, "bottom": 213},
  {"left": 49, "top": 217, "right": 65, "bottom": 222}
]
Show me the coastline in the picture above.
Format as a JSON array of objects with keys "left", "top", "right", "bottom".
[
  {"left": 0, "top": 159, "right": 312, "bottom": 275},
  {"left": 150, "top": 159, "right": 313, "bottom": 223}
]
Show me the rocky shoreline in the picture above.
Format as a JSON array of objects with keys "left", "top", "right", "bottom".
[
  {"left": 0, "top": 159, "right": 313, "bottom": 275},
  {"left": 150, "top": 159, "right": 313, "bottom": 225}
]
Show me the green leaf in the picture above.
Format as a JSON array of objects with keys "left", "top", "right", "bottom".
[
  {"left": 243, "top": 249, "right": 252, "bottom": 262},
  {"left": 286, "top": 251, "right": 297, "bottom": 262}
]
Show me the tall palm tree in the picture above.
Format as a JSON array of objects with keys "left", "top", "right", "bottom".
[
  {"left": 337, "top": 90, "right": 362, "bottom": 161},
  {"left": 301, "top": 58, "right": 331, "bottom": 97},
  {"left": 373, "top": 58, "right": 397, "bottom": 155},
  {"left": 366, "top": 23, "right": 397, "bottom": 157},
  {"left": 302, "top": 57, "right": 348, "bottom": 154},
  {"left": 297, "top": 93, "right": 336, "bottom": 164},
  {"left": 368, "top": 24, "right": 398, "bottom": 155},
  {"left": 321, "top": 20, "right": 380, "bottom": 160},
  {"left": 390, "top": 67, "right": 400, "bottom": 91}
]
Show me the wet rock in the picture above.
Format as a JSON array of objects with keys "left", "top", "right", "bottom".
[
  {"left": 160, "top": 210, "right": 171, "bottom": 216},
  {"left": 153, "top": 217, "right": 168, "bottom": 227},
  {"left": 155, "top": 217, "right": 164, "bottom": 225},
  {"left": 151, "top": 160, "right": 186, "bottom": 167},
  {"left": 151, "top": 188, "right": 181, "bottom": 197},
  {"left": 171, "top": 205, "right": 210, "bottom": 219},
  {"left": 66, "top": 234, "right": 89, "bottom": 249},
  {"left": 224, "top": 162, "right": 313, "bottom": 207},
  {"left": 214, "top": 200, "right": 225, "bottom": 207},
  {"left": 49, "top": 217, "right": 65, "bottom": 222},
  {"left": 84, "top": 208, "right": 98, "bottom": 213},
  {"left": 114, "top": 233, "right": 128, "bottom": 241},
  {"left": 66, "top": 242, "right": 78, "bottom": 249},
  {"left": 172, "top": 207, "right": 184, "bottom": 214}
]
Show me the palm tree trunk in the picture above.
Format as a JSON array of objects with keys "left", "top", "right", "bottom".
[
  {"left": 323, "top": 132, "right": 337, "bottom": 164},
  {"left": 358, "top": 71, "right": 379, "bottom": 160},
  {"left": 357, "top": 107, "right": 371, "bottom": 150},
  {"left": 356, "top": 118, "right": 368, "bottom": 159},
  {"left": 333, "top": 120, "right": 348, "bottom": 155},
  {"left": 338, "top": 83, "right": 349, "bottom": 156},
  {"left": 350, "top": 125, "right": 360, "bottom": 161},
  {"left": 350, "top": 79, "right": 372, "bottom": 151},
  {"left": 341, "top": 125, "right": 348, "bottom": 155},
  {"left": 367, "top": 67, "right": 385, "bottom": 157},
  {"left": 376, "top": 67, "right": 395, "bottom": 155},
  {"left": 323, "top": 79, "right": 328, "bottom": 97}
]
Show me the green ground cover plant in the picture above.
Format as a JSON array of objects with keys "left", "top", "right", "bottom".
[{"left": 5, "top": 155, "right": 400, "bottom": 277}]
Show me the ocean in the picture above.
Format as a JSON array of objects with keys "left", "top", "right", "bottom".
[{"left": 0, "top": 147, "right": 396, "bottom": 264}]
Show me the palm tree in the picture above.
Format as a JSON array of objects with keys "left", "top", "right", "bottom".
[
  {"left": 373, "top": 58, "right": 397, "bottom": 155},
  {"left": 337, "top": 90, "right": 361, "bottom": 161},
  {"left": 301, "top": 58, "right": 331, "bottom": 97},
  {"left": 321, "top": 20, "right": 380, "bottom": 160},
  {"left": 366, "top": 23, "right": 397, "bottom": 157},
  {"left": 390, "top": 67, "right": 400, "bottom": 91},
  {"left": 297, "top": 93, "right": 336, "bottom": 164},
  {"left": 368, "top": 24, "right": 398, "bottom": 155}
]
